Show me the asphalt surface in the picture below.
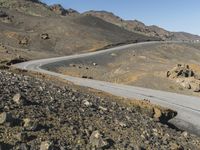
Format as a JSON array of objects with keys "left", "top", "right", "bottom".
[{"left": 14, "top": 41, "right": 200, "bottom": 136}]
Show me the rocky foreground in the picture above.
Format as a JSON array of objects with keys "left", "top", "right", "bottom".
[{"left": 0, "top": 71, "right": 200, "bottom": 150}]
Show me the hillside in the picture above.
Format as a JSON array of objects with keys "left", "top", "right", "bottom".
[
  {"left": 1, "top": 1, "right": 200, "bottom": 149},
  {"left": 54, "top": 42, "right": 200, "bottom": 97},
  {"left": 84, "top": 10, "right": 200, "bottom": 41},
  {"left": 0, "top": 70, "right": 200, "bottom": 149},
  {"left": 0, "top": 0, "right": 156, "bottom": 66}
]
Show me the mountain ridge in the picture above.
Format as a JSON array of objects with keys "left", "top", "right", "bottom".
[
  {"left": 83, "top": 10, "right": 200, "bottom": 41},
  {"left": 1, "top": 0, "right": 199, "bottom": 41}
]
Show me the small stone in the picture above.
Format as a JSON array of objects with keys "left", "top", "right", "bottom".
[
  {"left": 16, "top": 132, "right": 28, "bottom": 142},
  {"left": 83, "top": 100, "right": 92, "bottom": 106},
  {"left": 82, "top": 76, "right": 88, "bottom": 79},
  {"left": 89, "top": 130, "right": 108, "bottom": 148},
  {"left": 13, "top": 93, "right": 23, "bottom": 105},
  {"left": 40, "top": 141, "right": 52, "bottom": 150},
  {"left": 88, "top": 125, "right": 93, "bottom": 132},
  {"left": 110, "top": 53, "right": 117, "bottom": 56},
  {"left": 153, "top": 108, "right": 162, "bottom": 120},
  {"left": 99, "top": 106, "right": 107, "bottom": 111},
  {"left": 41, "top": 33, "right": 50, "bottom": 40},
  {"left": 92, "top": 62, "right": 98, "bottom": 66},
  {"left": 119, "top": 121, "right": 127, "bottom": 128},
  {"left": 23, "top": 119, "right": 39, "bottom": 131},
  {"left": 170, "top": 143, "right": 183, "bottom": 150},
  {"left": 69, "top": 64, "right": 76, "bottom": 67},
  {"left": 0, "top": 112, "right": 13, "bottom": 124},
  {"left": 19, "top": 37, "right": 29, "bottom": 45},
  {"left": 23, "top": 118, "right": 31, "bottom": 127},
  {"left": 182, "top": 131, "right": 188, "bottom": 138}
]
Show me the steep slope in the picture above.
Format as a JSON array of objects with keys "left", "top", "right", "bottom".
[
  {"left": 0, "top": 0, "right": 155, "bottom": 61},
  {"left": 84, "top": 10, "right": 200, "bottom": 41}
]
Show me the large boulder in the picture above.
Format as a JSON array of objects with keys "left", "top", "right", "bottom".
[
  {"left": 167, "top": 64, "right": 200, "bottom": 92},
  {"left": 167, "top": 64, "right": 194, "bottom": 78}
]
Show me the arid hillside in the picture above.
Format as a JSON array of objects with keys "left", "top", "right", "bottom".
[
  {"left": 84, "top": 11, "right": 200, "bottom": 41},
  {"left": 51, "top": 42, "right": 200, "bottom": 97},
  {"left": 0, "top": 0, "right": 156, "bottom": 65}
]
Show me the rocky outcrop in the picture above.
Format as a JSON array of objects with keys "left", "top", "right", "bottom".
[
  {"left": 167, "top": 64, "right": 194, "bottom": 78},
  {"left": 167, "top": 64, "right": 200, "bottom": 92},
  {"left": 50, "top": 4, "right": 79, "bottom": 16},
  {"left": 50, "top": 4, "right": 67, "bottom": 15}
]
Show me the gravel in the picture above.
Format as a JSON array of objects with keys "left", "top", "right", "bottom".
[{"left": 0, "top": 71, "right": 200, "bottom": 149}]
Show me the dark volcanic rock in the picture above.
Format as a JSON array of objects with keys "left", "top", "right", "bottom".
[
  {"left": 0, "top": 70, "right": 200, "bottom": 149},
  {"left": 0, "top": 11, "right": 8, "bottom": 18},
  {"left": 0, "top": 112, "right": 13, "bottom": 124}
]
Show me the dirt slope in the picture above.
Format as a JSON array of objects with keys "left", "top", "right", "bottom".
[{"left": 0, "top": 0, "right": 155, "bottom": 63}]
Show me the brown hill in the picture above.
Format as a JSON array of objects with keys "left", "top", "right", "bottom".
[
  {"left": 0, "top": 0, "right": 156, "bottom": 62},
  {"left": 84, "top": 10, "right": 200, "bottom": 41}
]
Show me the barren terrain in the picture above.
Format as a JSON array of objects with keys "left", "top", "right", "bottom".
[
  {"left": 1, "top": 70, "right": 200, "bottom": 149},
  {"left": 0, "top": 0, "right": 155, "bottom": 64},
  {"left": 53, "top": 42, "right": 200, "bottom": 96},
  {"left": 1, "top": 0, "right": 200, "bottom": 149},
  {"left": 84, "top": 11, "right": 200, "bottom": 41}
]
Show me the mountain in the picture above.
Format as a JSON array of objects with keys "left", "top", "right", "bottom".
[
  {"left": 83, "top": 10, "right": 200, "bottom": 41},
  {"left": 0, "top": 0, "right": 156, "bottom": 60}
]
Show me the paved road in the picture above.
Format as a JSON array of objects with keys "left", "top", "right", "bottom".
[{"left": 14, "top": 41, "right": 200, "bottom": 135}]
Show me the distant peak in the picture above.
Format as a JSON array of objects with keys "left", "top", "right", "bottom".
[{"left": 50, "top": 4, "right": 79, "bottom": 16}]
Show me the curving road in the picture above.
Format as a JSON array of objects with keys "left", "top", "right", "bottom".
[{"left": 14, "top": 41, "right": 200, "bottom": 136}]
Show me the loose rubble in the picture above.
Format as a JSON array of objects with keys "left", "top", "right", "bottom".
[{"left": 0, "top": 71, "right": 200, "bottom": 149}]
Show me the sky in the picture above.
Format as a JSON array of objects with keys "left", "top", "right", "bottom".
[{"left": 42, "top": 0, "right": 200, "bottom": 35}]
